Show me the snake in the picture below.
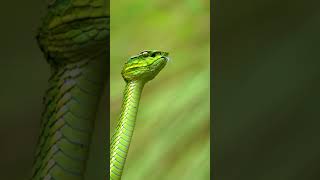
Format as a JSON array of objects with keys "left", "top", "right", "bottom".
[
  {"left": 110, "top": 50, "right": 169, "bottom": 179},
  {"left": 31, "top": 0, "right": 109, "bottom": 179},
  {"left": 31, "top": 0, "right": 168, "bottom": 179}
]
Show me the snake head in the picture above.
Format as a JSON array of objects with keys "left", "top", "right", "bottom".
[{"left": 122, "top": 50, "right": 169, "bottom": 83}]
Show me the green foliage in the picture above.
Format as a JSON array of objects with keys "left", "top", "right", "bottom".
[{"left": 110, "top": 0, "right": 210, "bottom": 179}]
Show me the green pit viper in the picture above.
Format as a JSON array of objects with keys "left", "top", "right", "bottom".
[
  {"left": 31, "top": 0, "right": 168, "bottom": 179},
  {"left": 110, "top": 50, "right": 168, "bottom": 180}
]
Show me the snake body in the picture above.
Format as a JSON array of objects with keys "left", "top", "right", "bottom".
[
  {"left": 31, "top": 0, "right": 109, "bottom": 179},
  {"left": 110, "top": 50, "right": 169, "bottom": 179}
]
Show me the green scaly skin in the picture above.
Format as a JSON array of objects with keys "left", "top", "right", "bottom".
[
  {"left": 110, "top": 50, "right": 169, "bottom": 180},
  {"left": 31, "top": 0, "right": 109, "bottom": 179}
]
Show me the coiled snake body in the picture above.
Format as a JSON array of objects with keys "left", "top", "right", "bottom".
[{"left": 31, "top": 0, "right": 108, "bottom": 179}]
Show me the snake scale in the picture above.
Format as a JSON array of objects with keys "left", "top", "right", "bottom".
[
  {"left": 31, "top": 0, "right": 109, "bottom": 179},
  {"left": 110, "top": 51, "right": 169, "bottom": 179},
  {"left": 31, "top": 0, "right": 168, "bottom": 179}
]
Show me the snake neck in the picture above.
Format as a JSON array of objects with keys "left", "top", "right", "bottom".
[
  {"left": 110, "top": 80, "right": 145, "bottom": 180},
  {"left": 31, "top": 55, "right": 106, "bottom": 180},
  {"left": 119, "top": 81, "right": 145, "bottom": 125}
]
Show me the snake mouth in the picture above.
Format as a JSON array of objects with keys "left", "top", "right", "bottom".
[
  {"left": 148, "top": 56, "right": 169, "bottom": 68},
  {"left": 153, "top": 51, "right": 169, "bottom": 62},
  {"left": 151, "top": 52, "right": 170, "bottom": 65},
  {"left": 158, "top": 56, "right": 169, "bottom": 63},
  {"left": 160, "top": 52, "right": 170, "bottom": 62},
  {"left": 162, "top": 55, "right": 170, "bottom": 61}
]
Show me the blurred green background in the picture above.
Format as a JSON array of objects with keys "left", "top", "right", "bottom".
[
  {"left": 214, "top": 1, "right": 320, "bottom": 180},
  {"left": 110, "top": 0, "right": 210, "bottom": 179},
  {"left": 0, "top": 0, "right": 48, "bottom": 179}
]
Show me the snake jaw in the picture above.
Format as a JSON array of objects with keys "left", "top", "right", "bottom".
[{"left": 162, "top": 56, "right": 170, "bottom": 62}]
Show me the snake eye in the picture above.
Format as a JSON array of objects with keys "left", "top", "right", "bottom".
[{"left": 141, "top": 51, "right": 149, "bottom": 57}]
